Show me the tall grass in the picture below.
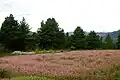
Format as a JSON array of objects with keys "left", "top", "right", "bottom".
[
  {"left": 35, "top": 49, "right": 57, "bottom": 54},
  {"left": 1, "top": 64, "right": 120, "bottom": 80}
]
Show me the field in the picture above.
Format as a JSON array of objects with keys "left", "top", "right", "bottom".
[{"left": 0, "top": 50, "right": 120, "bottom": 80}]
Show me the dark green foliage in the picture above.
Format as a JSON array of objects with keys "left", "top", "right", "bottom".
[
  {"left": 114, "top": 71, "right": 120, "bottom": 80},
  {"left": 18, "top": 17, "right": 31, "bottom": 51},
  {"left": 69, "top": 35, "right": 76, "bottom": 50},
  {"left": 65, "top": 27, "right": 86, "bottom": 50},
  {"left": 26, "top": 32, "right": 38, "bottom": 51},
  {"left": 99, "top": 37, "right": 103, "bottom": 49},
  {"left": 65, "top": 32, "right": 69, "bottom": 49},
  {"left": 0, "top": 14, "right": 20, "bottom": 51},
  {"left": 103, "top": 34, "right": 113, "bottom": 49},
  {"left": 65, "top": 32, "right": 74, "bottom": 49},
  {"left": 86, "top": 31, "right": 101, "bottom": 49},
  {"left": 116, "top": 33, "right": 120, "bottom": 49},
  {"left": 37, "top": 18, "right": 65, "bottom": 50},
  {"left": 0, "top": 14, "right": 118, "bottom": 51},
  {"left": 0, "top": 14, "right": 30, "bottom": 51},
  {"left": 73, "top": 26, "right": 86, "bottom": 49}
]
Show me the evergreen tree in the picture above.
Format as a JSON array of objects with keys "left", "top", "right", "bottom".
[
  {"left": 73, "top": 26, "right": 86, "bottom": 49},
  {"left": 99, "top": 37, "right": 103, "bottom": 49},
  {"left": 0, "top": 15, "right": 30, "bottom": 51},
  {"left": 65, "top": 32, "right": 71, "bottom": 49},
  {"left": 37, "top": 18, "right": 65, "bottom": 49},
  {"left": 103, "top": 34, "right": 113, "bottom": 49},
  {"left": 116, "top": 33, "right": 120, "bottom": 49},
  {"left": 26, "top": 32, "right": 38, "bottom": 51},
  {"left": 69, "top": 35, "right": 76, "bottom": 50},
  {"left": 19, "top": 17, "right": 31, "bottom": 51},
  {"left": 0, "top": 14, "right": 19, "bottom": 51},
  {"left": 86, "top": 31, "right": 100, "bottom": 49}
]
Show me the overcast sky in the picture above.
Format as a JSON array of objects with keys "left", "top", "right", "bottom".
[{"left": 0, "top": 0, "right": 120, "bottom": 32}]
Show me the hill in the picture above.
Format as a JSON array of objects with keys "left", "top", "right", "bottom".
[{"left": 68, "top": 30, "right": 120, "bottom": 40}]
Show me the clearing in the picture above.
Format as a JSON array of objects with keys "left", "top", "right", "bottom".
[{"left": 0, "top": 50, "right": 120, "bottom": 77}]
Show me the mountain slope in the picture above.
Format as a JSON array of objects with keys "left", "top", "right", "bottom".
[{"left": 68, "top": 30, "right": 120, "bottom": 40}]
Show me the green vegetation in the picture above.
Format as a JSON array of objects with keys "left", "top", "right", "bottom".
[
  {"left": 114, "top": 71, "right": 120, "bottom": 80},
  {"left": 0, "top": 64, "right": 120, "bottom": 80},
  {"left": 35, "top": 49, "right": 56, "bottom": 54},
  {"left": 13, "top": 76, "right": 54, "bottom": 80},
  {"left": 103, "top": 34, "right": 113, "bottom": 49},
  {"left": 72, "top": 26, "right": 86, "bottom": 49},
  {"left": 0, "top": 14, "right": 120, "bottom": 52},
  {"left": 0, "top": 68, "right": 11, "bottom": 79},
  {"left": 116, "top": 33, "right": 120, "bottom": 49},
  {"left": 1, "top": 14, "right": 120, "bottom": 80},
  {"left": 11, "top": 76, "right": 82, "bottom": 80},
  {"left": 86, "top": 31, "right": 101, "bottom": 49}
]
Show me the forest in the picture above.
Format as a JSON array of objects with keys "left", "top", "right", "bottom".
[
  {"left": 0, "top": 14, "right": 119, "bottom": 52},
  {"left": 0, "top": 14, "right": 120, "bottom": 80}
]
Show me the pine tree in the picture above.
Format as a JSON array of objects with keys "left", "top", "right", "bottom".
[
  {"left": 99, "top": 37, "right": 103, "bottom": 49},
  {"left": 86, "top": 31, "right": 100, "bottom": 49},
  {"left": 65, "top": 32, "right": 71, "bottom": 49},
  {"left": 0, "top": 15, "right": 30, "bottom": 51},
  {"left": 19, "top": 17, "right": 31, "bottom": 51},
  {"left": 37, "top": 18, "right": 65, "bottom": 49},
  {"left": 73, "top": 26, "right": 86, "bottom": 49},
  {"left": 0, "top": 14, "right": 19, "bottom": 51},
  {"left": 116, "top": 33, "right": 120, "bottom": 49},
  {"left": 103, "top": 34, "right": 113, "bottom": 49}
]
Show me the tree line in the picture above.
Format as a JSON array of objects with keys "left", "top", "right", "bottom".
[{"left": 0, "top": 14, "right": 120, "bottom": 52}]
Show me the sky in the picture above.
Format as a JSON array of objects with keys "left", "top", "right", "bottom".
[{"left": 0, "top": 0, "right": 120, "bottom": 32}]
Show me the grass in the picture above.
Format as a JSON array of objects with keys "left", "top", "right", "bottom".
[
  {"left": 0, "top": 52, "right": 12, "bottom": 57},
  {"left": 82, "top": 63, "right": 120, "bottom": 80},
  {"left": 0, "top": 68, "right": 11, "bottom": 79},
  {"left": 2, "top": 76, "right": 82, "bottom": 80},
  {"left": 114, "top": 71, "right": 120, "bottom": 80},
  {"left": 1, "top": 50, "right": 120, "bottom": 80},
  {"left": 35, "top": 49, "right": 59, "bottom": 54},
  {"left": 1, "top": 65, "right": 120, "bottom": 80},
  {"left": 0, "top": 66, "right": 119, "bottom": 80},
  {"left": 0, "top": 52, "right": 22, "bottom": 57},
  {"left": 13, "top": 76, "right": 55, "bottom": 80}
]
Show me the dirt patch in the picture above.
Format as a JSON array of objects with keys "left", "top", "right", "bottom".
[{"left": 0, "top": 50, "right": 120, "bottom": 77}]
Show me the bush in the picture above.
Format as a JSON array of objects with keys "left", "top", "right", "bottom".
[
  {"left": 114, "top": 71, "right": 120, "bottom": 80},
  {"left": 0, "top": 68, "right": 11, "bottom": 79},
  {"left": 35, "top": 49, "right": 40, "bottom": 54},
  {"left": 35, "top": 49, "right": 56, "bottom": 54},
  {"left": 47, "top": 50, "right": 55, "bottom": 53}
]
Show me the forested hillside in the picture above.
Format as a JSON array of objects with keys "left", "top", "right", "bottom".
[
  {"left": 97, "top": 30, "right": 120, "bottom": 40},
  {"left": 69, "top": 30, "right": 120, "bottom": 40}
]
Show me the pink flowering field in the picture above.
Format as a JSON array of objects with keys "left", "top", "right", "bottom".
[{"left": 0, "top": 50, "right": 120, "bottom": 78}]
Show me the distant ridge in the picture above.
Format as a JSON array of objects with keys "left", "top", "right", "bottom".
[{"left": 68, "top": 30, "right": 120, "bottom": 40}]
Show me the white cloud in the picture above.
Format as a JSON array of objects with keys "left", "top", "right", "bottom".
[{"left": 0, "top": 0, "right": 120, "bottom": 32}]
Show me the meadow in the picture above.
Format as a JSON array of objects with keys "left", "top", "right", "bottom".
[{"left": 0, "top": 50, "right": 120, "bottom": 80}]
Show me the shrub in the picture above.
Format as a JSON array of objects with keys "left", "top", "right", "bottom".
[
  {"left": 35, "top": 49, "right": 40, "bottom": 54},
  {"left": 114, "top": 71, "right": 120, "bottom": 80},
  {"left": 47, "top": 50, "right": 55, "bottom": 53},
  {"left": 0, "top": 68, "right": 11, "bottom": 79},
  {"left": 35, "top": 49, "right": 56, "bottom": 54}
]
